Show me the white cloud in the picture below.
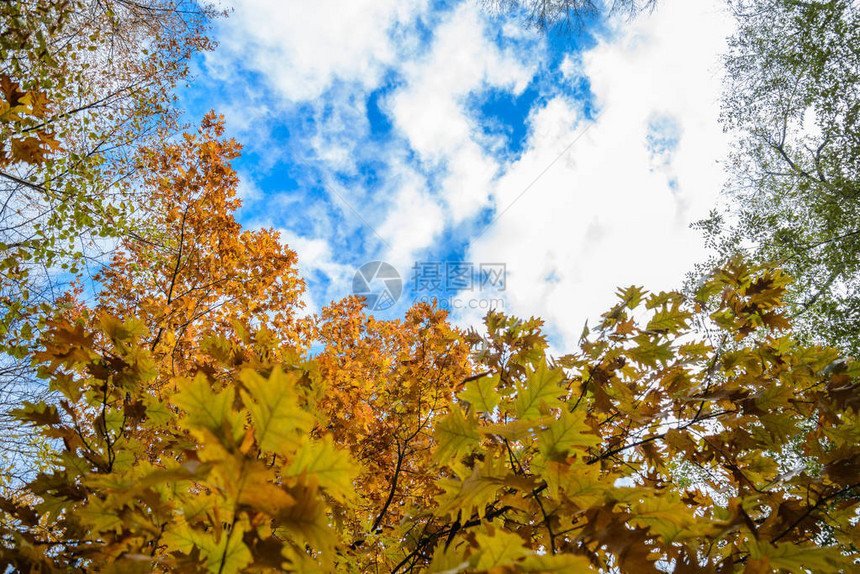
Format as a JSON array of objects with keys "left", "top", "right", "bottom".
[
  {"left": 388, "top": 2, "right": 536, "bottom": 224},
  {"left": 234, "top": 170, "right": 264, "bottom": 203},
  {"left": 377, "top": 165, "right": 446, "bottom": 271},
  {"left": 459, "top": 0, "right": 734, "bottom": 347},
  {"left": 199, "top": 0, "right": 733, "bottom": 334},
  {"left": 210, "top": 0, "right": 429, "bottom": 101},
  {"left": 276, "top": 229, "right": 355, "bottom": 315}
]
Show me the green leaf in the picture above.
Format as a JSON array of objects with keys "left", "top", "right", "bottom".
[
  {"left": 515, "top": 361, "right": 564, "bottom": 420},
  {"left": 459, "top": 374, "right": 501, "bottom": 413}
]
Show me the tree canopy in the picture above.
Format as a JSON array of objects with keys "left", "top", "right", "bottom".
[
  {"left": 0, "top": 120, "right": 857, "bottom": 573},
  {"left": 1, "top": 1, "right": 859, "bottom": 573},
  {"left": 0, "top": 0, "right": 220, "bottom": 474}
]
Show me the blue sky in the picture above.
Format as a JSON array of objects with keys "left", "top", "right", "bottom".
[{"left": 182, "top": 0, "right": 733, "bottom": 349}]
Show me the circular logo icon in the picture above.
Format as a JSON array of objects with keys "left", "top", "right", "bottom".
[{"left": 352, "top": 261, "right": 402, "bottom": 311}]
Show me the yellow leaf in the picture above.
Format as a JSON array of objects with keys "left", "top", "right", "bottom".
[
  {"left": 235, "top": 460, "right": 297, "bottom": 514},
  {"left": 474, "top": 529, "right": 530, "bottom": 571},
  {"left": 173, "top": 373, "right": 239, "bottom": 443},
  {"left": 240, "top": 368, "right": 314, "bottom": 454},
  {"left": 428, "top": 543, "right": 470, "bottom": 573},
  {"left": 481, "top": 418, "right": 545, "bottom": 442},
  {"left": 630, "top": 494, "right": 698, "bottom": 542},
  {"left": 434, "top": 406, "right": 480, "bottom": 462},
  {"left": 100, "top": 555, "right": 153, "bottom": 574},
  {"left": 436, "top": 455, "right": 508, "bottom": 517},
  {"left": 515, "top": 362, "right": 564, "bottom": 420},
  {"left": 208, "top": 521, "right": 253, "bottom": 574},
  {"left": 285, "top": 435, "right": 356, "bottom": 502},
  {"left": 282, "top": 546, "right": 328, "bottom": 573},
  {"left": 77, "top": 497, "right": 123, "bottom": 534},
  {"left": 164, "top": 517, "right": 253, "bottom": 574},
  {"left": 542, "top": 460, "right": 605, "bottom": 507},
  {"left": 749, "top": 541, "right": 852, "bottom": 574},
  {"left": 538, "top": 409, "right": 600, "bottom": 462},
  {"left": 520, "top": 553, "right": 596, "bottom": 572},
  {"left": 275, "top": 480, "right": 336, "bottom": 550},
  {"left": 459, "top": 374, "right": 501, "bottom": 413}
]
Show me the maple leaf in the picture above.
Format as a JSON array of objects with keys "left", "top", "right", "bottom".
[
  {"left": 459, "top": 374, "right": 501, "bottom": 413},
  {"left": 434, "top": 406, "right": 480, "bottom": 462},
  {"left": 514, "top": 361, "right": 565, "bottom": 420},
  {"left": 474, "top": 529, "right": 531, "bottom": 571},
  {"left": 239, "top": 368, "right": 314, "bottom": 454},
  {"left": 285, "top": 435, "right": 356, "bottom": 502}
]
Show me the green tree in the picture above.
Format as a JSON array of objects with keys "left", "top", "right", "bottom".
[
  {"left": 699, "top": 0, "right": 860, "bottom": 355},
  {"left": 0, "top": 0, "right": 220, "bottom": 469},
  {"left": 0, "top": 0, "right": 220, "bottom": 352}
]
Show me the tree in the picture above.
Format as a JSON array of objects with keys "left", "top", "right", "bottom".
[
  {"left": 0, "top": 1, "right": 219, "bottom": 469},
  {"left": 0, "top": 0, "right": 220, "bottom": 353},
  {"left": 699, "top": 0, "right": 860, "bottom": 355},
  {"left": 1, "top": 249, "right": 858, "bottom": 571},
  {"left": 482, "top": 0, "right": 657, "bottom": 32},
  {"left": 314, "top": 297, "right": 471, "bottom": 569},
  {"left": 89, "top": 113, "right": 308, "bottom": 380},
  {"left": 0, "top": 111, "right": 309, "bottom": 493}
]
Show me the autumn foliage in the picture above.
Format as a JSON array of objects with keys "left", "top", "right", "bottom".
[{"left": 0, "top": 119, "right": 859, "bottom": 573}]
